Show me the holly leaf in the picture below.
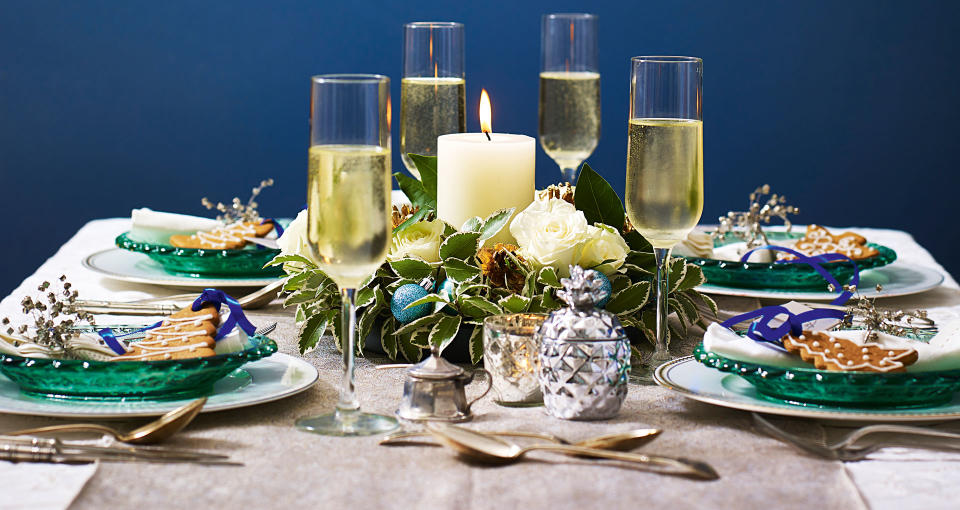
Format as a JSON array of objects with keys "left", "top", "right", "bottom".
[
  {"left": 689, "top": 289, "right": 719, "bottom": 320},
  {"left": 393, "top": 313, "right": 443, "bottom": 336},
  {"left": 284, "top": 289, "right": 319, "bottom": 307},
  {"left": 355, "top": 285, "right": 377, "bottom": 308},
  {"left": 282, "top": 271, "right": 313, "bottom": 292},
  {"left": 674, "top": 263, "right": 706, "bottom": 292},
  {"left": 605, "top": 281, "right": 651, "bottom": 315},
  {"left": 404, "top": 294, "right": 448, "bottom": 309},
  {"left": 398, "top": 332, "right": 424, "bottom": 362},
  {"left": 458, "top": 295, "right": 502, "bottom": 318},
  {"left": 498, "top": 294, "right": 531, "bottom": 313},
  {"left": 443, "top": 258, "right": 481, "bottom": 283},
  {"left": 574, "top": 163, "right": 625, "bottom": 230},
  {"left": 537, "top": 266, "right": 562, "bottom": 288},
  {"left": 265, "top": 254, "right": 317, "bottom": 269},
  {"left": 461, "top": 216, "right": 482, "bottom": 232},
  {"left": 468, "top": 326, "right": 484, "bottom": 364},
  {"left": 380, "top": 317, "right": 399, "bottom": 360},
  {"left": 439, "top": 232, "right": 482, "bottom": 260},
  {"left": 408, "top": 154, "right": 438, "bottom": 200},
  {"left": 668, "top": 257, "right": 689, "bottom": 292},
  {"left": 389, "top": 258, "right": 434, "bottom": 280},
  {"left": 429, "top": 315, "right": 462, "bottom": 352},
  {"left": 298, "top": 310, "right": 336, "bottom": 354},
  {"left": 478, "top": 208, "right": 515, "bottom": 243}
]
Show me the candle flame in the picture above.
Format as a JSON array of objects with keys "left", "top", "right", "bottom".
[{"left": 479, "top": 89, "right": 492, "bottom": 135}]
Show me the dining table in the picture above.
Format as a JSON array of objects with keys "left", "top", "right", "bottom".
[{"left": 2, "top": 217, "right": 959, "bottom": 510}]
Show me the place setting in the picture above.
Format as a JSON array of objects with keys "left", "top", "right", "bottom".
[{"left": 1, "top": 7, "right": 958, "bottom": 510}]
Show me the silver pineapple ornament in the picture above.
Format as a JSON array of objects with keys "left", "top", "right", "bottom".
[{"left": 537, "top": 266, "right": 630, "bottom": 420}]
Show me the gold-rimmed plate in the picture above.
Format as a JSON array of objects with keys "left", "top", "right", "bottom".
[{"left": 654, "top": 356, "right": 960, "bottom": 424}]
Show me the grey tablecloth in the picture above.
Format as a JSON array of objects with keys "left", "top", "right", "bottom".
[{"left": 3, "top": 219, "right": 959, "bottom": 509}]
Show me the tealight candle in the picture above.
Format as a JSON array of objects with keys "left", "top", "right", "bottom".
[{"left": 437, "top": 89, "right": 535, "bottom": 245}]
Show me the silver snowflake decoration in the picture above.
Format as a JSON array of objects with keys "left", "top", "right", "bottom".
[
  {"left": 201, "top": 179, "right": 274, "bottom": 223},
  {"left": 835, "top": 283, "right": 935, "bottom": 341},
  {"left": 710, "top": 184, "right": 799, "bottom": 249}
]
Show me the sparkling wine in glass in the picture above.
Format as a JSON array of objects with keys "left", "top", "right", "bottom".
[
  {"left": 401, "top": 22, "right": 466, "bottom": 178},
  {"left": 539, "top": 13, "right": 600, "bottom": 184},
  {"left": 624, "top": 56, "right": 703, "bottom": 375},
  {"left": 296, "top": 74, "right": 398, "bottom": 436}
]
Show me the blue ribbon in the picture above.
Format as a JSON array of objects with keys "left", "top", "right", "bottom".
[
  {"left": 720, "top": 245, "right": 859, "bottom": 349},
  {"left": 260, "top": 218, "right": 284, "bottom": 237},
  {"left": 97, "top": 321, "right": 163, "bottom": 355},
  {"left": 192, "top": 289, "right": 258, "bottom": 340}
]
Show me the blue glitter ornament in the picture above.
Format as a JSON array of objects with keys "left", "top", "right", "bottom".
[
  {"left": 589, "top": 270, "right": 613, "bottom": 308},
  {"left": 391, "top": 283, "right": 431, "bottom": 323}
]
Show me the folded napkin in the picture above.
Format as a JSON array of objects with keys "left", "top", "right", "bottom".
[
  {"left": 0, "top": 461, "right": 97, "bottom": 510},
  {"left": 129, "top": 208, "right": 221, "bottom": 244}
]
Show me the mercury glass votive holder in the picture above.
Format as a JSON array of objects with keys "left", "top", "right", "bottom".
[{"left": 482, "top": 314, "right": 547, "bottom": 407}]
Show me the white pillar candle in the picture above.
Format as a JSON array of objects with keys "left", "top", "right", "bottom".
[{"left": 436, "top": 133, "right": 535, "bottom": 245}]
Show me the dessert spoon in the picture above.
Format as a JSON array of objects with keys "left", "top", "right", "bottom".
[
  {"left": 6, "top": 397, "right": 207, "bottom": 445},
  {"left": 426, "top": 423, "right": 719, "bottom": 479},
  {"left": 381, "top": 427, "right": 662, "bottom": 454}
]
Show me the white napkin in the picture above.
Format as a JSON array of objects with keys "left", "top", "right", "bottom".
[
  {"left": 0, "top": 461, "right": 97, "bottom": 510},
  {"left": 129, "top": 208, "right": 221, "bottom": 244}
]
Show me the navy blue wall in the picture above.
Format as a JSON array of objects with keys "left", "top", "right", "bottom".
[{"left": 1, "top": 1, "right": 958, "bottom": 294}]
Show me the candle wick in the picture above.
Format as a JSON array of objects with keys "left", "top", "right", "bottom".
[{"left": 484, "top": 131, "right": 491, "bottom": 141}]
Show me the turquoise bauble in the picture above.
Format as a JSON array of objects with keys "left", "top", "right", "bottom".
[
  {"left": 437, "top": 279, "right": 456, "bottom": 301},
  {"left": 591, "top": 270, "right": 613, "bottom": 308},
  {"left": 390, "top": 284, "right": 431, "bottom": 323}
]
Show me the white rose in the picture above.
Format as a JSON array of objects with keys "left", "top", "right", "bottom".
[
  {"left": 578, "top": 224, "right": 630, "bottom": 275},
  {"left": 276, "top": 210, "right": 321, "bottom": 266},
  {"left": 387, "top": 219, "right": 444, "bottom": 263},
  {"left": 509, "top": 198, "right": 590, "bottom": 276}
]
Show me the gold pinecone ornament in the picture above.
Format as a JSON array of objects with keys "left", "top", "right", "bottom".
[{"left": 478, "top": 243, "right": 526, "bottom": 294}]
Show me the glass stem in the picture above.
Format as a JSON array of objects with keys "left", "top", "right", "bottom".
[
  {"left": 652, "top": 247, "right": 671, "bottom": 362},
  {"left": 337, "top": 287, "right": 360, "bottom": 414},
  {"left": 560, "top": 166, "right": 578, "bottom": 185}
]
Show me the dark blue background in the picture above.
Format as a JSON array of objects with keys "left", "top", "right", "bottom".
[{"left": 1, "top": 1, "right": 958, "bottom": 294}]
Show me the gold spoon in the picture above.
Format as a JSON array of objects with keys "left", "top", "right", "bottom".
[
  {"left": 426, "top": 423, "right": 719, "bottom": 480},
  {"left": 6, "top": 397, "right": 207, "bottom": 445},
  {"left": 381, "top": 428, "right": 662, "bottom": 455}
]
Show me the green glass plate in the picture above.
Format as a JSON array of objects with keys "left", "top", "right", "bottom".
[
  {"left": 116, "top": 232, "right": 284, "bottom": 277},
  {"left": 0, "top": 331, "right": 278, "bottom": 401},
  {"left": 681, "top": 231, "right": 897, "bottom": 290},
  {"left": 693, "top": 343, "right": 960, "bottom": 409}
]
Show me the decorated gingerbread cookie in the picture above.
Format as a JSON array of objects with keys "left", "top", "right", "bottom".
[
  {"left": 782, "top": 330, "right": 918, "bottom": 372},
  {"left": 113, "top": 304, "right": 221, "bottom": 361},
  {"left": 169, "top": 221, "right": 274, "bottom": 250},
  {"left": 780, "top": 224, "right": 879, "bottom": 261}
]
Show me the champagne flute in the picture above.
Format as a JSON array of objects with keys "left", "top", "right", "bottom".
[
  {"left": 295, "top": 74, "right": 398, "bottom": 436},
  {"left": 624, "top": 57, "right": 703, "bottom": 373},
  {"left": 539, "top": 13, "right": 600, "bottom": 184},
  {"left": 401, "top": 22, "right": 466, "bottom": 178}
]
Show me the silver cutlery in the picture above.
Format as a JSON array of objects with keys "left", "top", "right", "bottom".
[
  {"left": 0, "top": 435, "right": 239, "bottom": 465},
  {"left": 753, "top": 413, "right": 960, "bottom": 462},
  {"left": 74, "top": 280, "right": 284, "bottom": 315},
  {"left": 426, "top": 423, "right": 718, "bottom": 479}
]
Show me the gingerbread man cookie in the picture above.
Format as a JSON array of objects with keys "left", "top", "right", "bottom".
[
  {"left": 169, "top": 221, "right": 274, "bottom": 250},
  {"left": 779, "top": 224, "right": 879, "bottom": 261},
  {"left": 782, "top": 331, "right": 918, "bottom": 373}
]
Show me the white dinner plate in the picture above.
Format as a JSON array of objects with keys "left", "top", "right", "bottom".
[
  {"left": 696, "top": 264, "right": 944, "bottom": 301},
  {"left": 654, "top": 356, "right": 960, "bottom": 423},
  {"left": 83, "top": 248, "right": 280, "bottom": 289},
  {"left": 0, "top": 353, "right": 318, "bottom": 419}
]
